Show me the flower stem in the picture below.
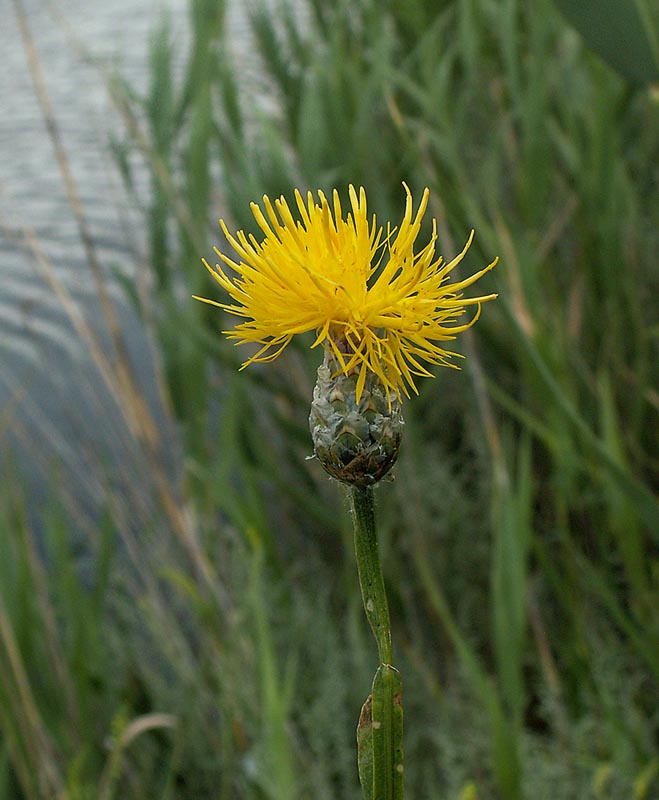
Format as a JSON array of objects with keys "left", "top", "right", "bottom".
[
  {"left": 350, "top": 486, "right": 393, "bottom": 665},
  {"left": 350, "top": 486, "right": 404, "bottom": 800}
]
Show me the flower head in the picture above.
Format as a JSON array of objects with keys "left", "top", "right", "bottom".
[{"left": 196, "top": 184, "right": 497, "bottom": 401}]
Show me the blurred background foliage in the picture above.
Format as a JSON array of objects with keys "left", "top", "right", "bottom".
[{"left": 2, "top": 0, "right": 659, "bottom": 797}]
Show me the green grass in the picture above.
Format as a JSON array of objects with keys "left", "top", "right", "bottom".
[{"left": 1, "top": 0, "right": 659, "bottom": 796}]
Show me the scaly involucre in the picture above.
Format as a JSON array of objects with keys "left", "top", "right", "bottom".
[{"left": 196, "top": 184, "right": 498, "bottom": 401}]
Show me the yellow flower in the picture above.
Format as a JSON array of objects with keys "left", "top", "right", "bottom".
[{"left": 195, "top": 184, "right": 497, "bottom": 401}]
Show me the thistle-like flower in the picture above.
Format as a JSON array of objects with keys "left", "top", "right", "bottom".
[{"left": 196, "top": 184, "right": 497, "bottom": 485}]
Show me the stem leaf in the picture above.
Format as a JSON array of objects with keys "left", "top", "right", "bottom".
[
  {"left": 357, "top": 695, "right": 374, "bottom": 800},
  {"left": 358, "top": 665, "right": 404, "bottom": 800}
]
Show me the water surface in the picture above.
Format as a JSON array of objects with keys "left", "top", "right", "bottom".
[{"left": 0, "top": 0, "right": 191, "bottom": 515}]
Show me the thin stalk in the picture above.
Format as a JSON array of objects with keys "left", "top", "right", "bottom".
[
  {"left": 350, "top": 486, "right": 393, "bottom": 666},
  {"left": 350, "top": 485, "right": 403, "bottom": 800}
]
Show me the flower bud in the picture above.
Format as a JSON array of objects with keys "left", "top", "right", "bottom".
[{"left": 309, "top": 349, "right": 404, "bottom": 487}]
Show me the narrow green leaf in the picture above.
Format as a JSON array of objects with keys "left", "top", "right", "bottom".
[
  {"left": 552, "top": 0, "right": 659, "bottom": 84},
  {"left": 361, "top": 665, "right": 403, "bottom": 800},
  {"left": 634, "top": 758, "right": 659, "bottom": 799},
  {"left": 357, "top": 695, "right": 374, "bottom": 800}
]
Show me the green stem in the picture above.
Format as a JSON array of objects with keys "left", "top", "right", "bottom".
[
  {"left": 351, "top": 485, "right": 404, "bottom": 800},
  {"left": 350, "top": 485, "right": 393, "bottom": 665}
]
